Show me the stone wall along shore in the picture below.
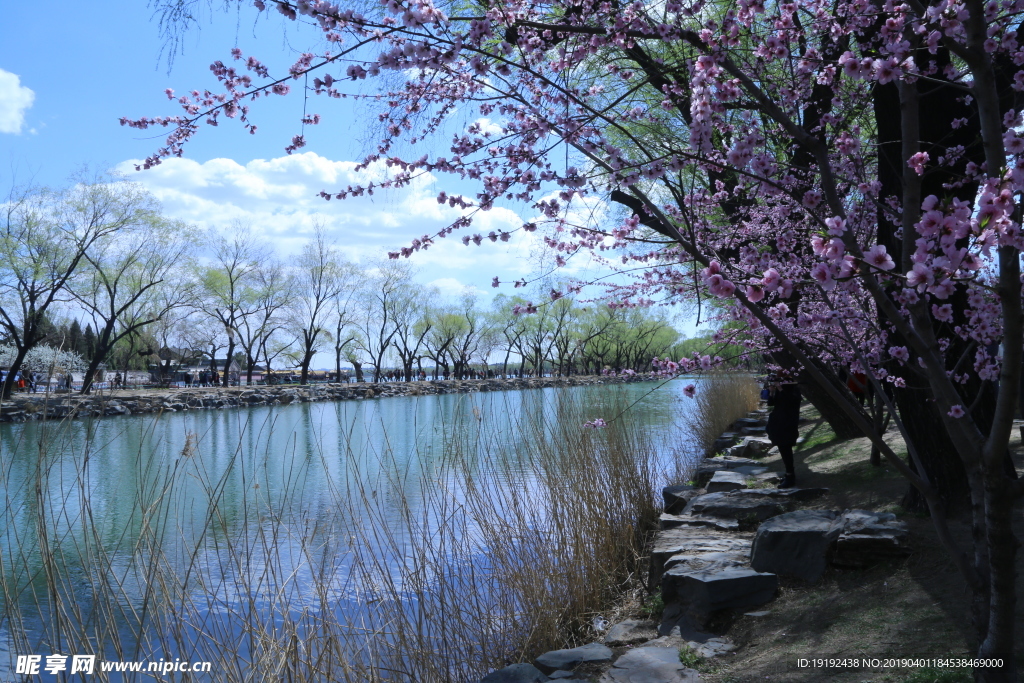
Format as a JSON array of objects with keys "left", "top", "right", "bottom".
[{"left": 0, "top": 373, "right": 661, "bottom": 423}]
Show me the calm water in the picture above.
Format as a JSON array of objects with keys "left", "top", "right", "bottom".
[{"left": 0, "top": 380, "right": 700, "bottom": 678}]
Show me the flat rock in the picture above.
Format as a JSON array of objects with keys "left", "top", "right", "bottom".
[
  {"left": 481, "top": 663, "right": 550, "bottom": 683},
  {"left": 664, "top": 549, "right": 749, "bottom": 574},
  {"left": 685, "top": 488, "right": 829, "bottom": 522},
  {"left": 662, "top": 567, "right": 778, "bottom": 624},
  {"left": 599, "top": 646, "right": 700, "bottom": 683},
  {"left": 696, "top": 456, "right": 766, "bottom": 485},
  {"left": 684, "top": 491, "right": 792, "bottom": 522},
  {"left": 706, "top": 470, "right": 750, "bottom": 493},
  {"left": 733, "top": 417, "right": 765, "bottom": 430},
  {"left": 534, "top": 643, "right": 613, "bottom": 675},
  {"left": 651, "top": 527, "right": 753, "bottom": 581},
  {"left": 663, "top": 484, "right": 701, "bottom": 514},
  {"left": 659, "top": 513, "right": 739, "bottom": 531},
  {"left": 750, "top": 510, "right": 840, "bottom": 583},
  {"left": 831, "top": 509, "right": 911, "bottom": 567},
  {"left": 604, "top": 619, "right": 659, "bottom": 646},
  {"left": 688, "top": 636, "right": 736, "bottom": 658},
  {"left": 741, "top": 437, "right": 774, "bottom": 457}
]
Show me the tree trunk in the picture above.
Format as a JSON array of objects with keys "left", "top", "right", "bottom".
[
  {"left": 897, "top": 388, "right": 971, "bottom": 512},
  {"left": 80, "top": 321, "right": 118, "bottom": 395},
  {"left": 1, "top": 346, "right": 31, "bottom": 400},
  {"left": 222, "top": 338, "right": 236, "bottom": 387},
  {"left": 974, "top": 472, "right": 1019, "bottom": 683}
]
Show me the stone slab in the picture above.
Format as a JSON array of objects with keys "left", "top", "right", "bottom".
[
  {"left": 706, "top": 470, "right": 750, "bottom": 493},
  {"left": 481, "top": 663, "right": 550, "bottom": 683},
  {"left": 604, "top": 619, "right": 659, "bottom": 646},
  {"left": 534, "top": 643, "right": 613, "bottom": 675},
  {"left": 659, "top": 513, "right": 739, "bottom": 531},
  {"left": 751, "top": 509, "right": 840, "bottom": 583},
  {"left": 831, "top": 509, "right": 910, "bottom": 567},
  {"left": 663, "top": 484, "right": 700, "bottom": 514},
  {"left": 599, "top": 646, "right": 700, "bottom": 683},
  {"left": 663, "top": 567, "right": 778, "bottom": 623}
]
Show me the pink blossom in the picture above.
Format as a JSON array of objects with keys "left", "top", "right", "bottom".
[
  {"left": 889, "top": 346, "right": 909, "bottom": 362},
  {"left": 863, "top": 245, "right": 896, "bottom": 271},
  {"left": 932, "top": 303, "right": 954, "bottom": 322},
  {"left": 906, "top": 263, "right": 934, "bottom": 289},
  {"left": 825, "top": 217, "right": 846, "bottom": 236},
  {"left": 762, "top": 268, "right": 781, "bottom": 292},
  {"left": 907, "top": 151, "right": 929, "bottom": 175},
  {"left": 746, "top": 285, "right": 765, "bottom": 302},
  {"left": 947, "top": 405, "right": 965, "bottom": 418},
  {"left": 683, "top": 384, "right": 696, "bottom": 398},
  {"left": 810, "top": 263, "right": 835, "bottom": 290},
  {"left": 802, "top": 191, "right": 822, "bottom": 208},
  {"left": 825, "top": 238, "right": 845, "bottom": 261},
  {"left": 927, "top": 279, "right": 956, "bottom": 299}
]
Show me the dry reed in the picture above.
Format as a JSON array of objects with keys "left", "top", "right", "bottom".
[{"left": 681, "top": 372, "right": 761, "bottom": 459}]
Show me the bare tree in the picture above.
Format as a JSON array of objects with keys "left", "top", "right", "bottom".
[
  {"left": 390, "top": 283, "right": 433, "bottom": 381},
  {"left": 237, "top": 258, "right": 293, "bottom": 385},
  {"left": 71, "top": 216, "right": 196, "bottom": 393},
  {"left": 197, "top": 223, "right": 266, "bottom": 386},
  {"left": 356, "top": 259, "right": 410, "bottom": 382},
  {"left": 289, "top": 227, "right": 348, "bottom": 384}
]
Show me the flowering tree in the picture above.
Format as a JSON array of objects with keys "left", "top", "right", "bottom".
[
  {"left": 0, "top": 344, "right": 87, "bottom": 378},
  {"left": 137, "top": 0, "right": 1024, "bottom": 676}
]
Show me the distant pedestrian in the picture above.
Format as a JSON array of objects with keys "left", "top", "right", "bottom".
[{"left": 766, "top": 381, "right": 802, "bottom": 488}]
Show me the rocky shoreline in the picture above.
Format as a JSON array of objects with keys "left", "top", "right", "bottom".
[
  {"left": 0, "top": 373, "right": 661, "bottom": 423},
  {"left": 480, "top": 409, "right": 911, "bottom": 683}
]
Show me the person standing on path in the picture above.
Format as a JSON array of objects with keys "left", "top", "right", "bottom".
[{"left": 766, "top": 381, "right": 802, "bottom": 488}]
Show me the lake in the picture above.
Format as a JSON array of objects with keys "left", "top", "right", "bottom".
[{"left": 0, "top": 379, "right": 702, "bottom": 681}]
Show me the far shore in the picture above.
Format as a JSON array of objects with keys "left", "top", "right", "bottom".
[{"left": 0, "top": 372, "right": 667, "bottom": 423}]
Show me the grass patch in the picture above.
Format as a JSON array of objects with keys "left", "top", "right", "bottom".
[
  {"left": 896, "top": 667, "right": 973, "bottom": 683},
  {"left": 679, "top": 645, "right": 705, "bottom": 668}
]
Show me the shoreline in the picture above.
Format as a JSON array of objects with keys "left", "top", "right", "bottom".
[{"left": 0, "top": 373, "right": 663, "bottom": 423}]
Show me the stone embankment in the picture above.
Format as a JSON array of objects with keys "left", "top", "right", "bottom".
[
  {"left": 481, "top": 410, "right": 911, "bottom": 683},
  {"left": 0, "top": 373, "right": 660, "bottom": 423}
]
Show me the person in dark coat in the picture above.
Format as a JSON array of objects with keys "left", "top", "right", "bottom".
[{"left": 766, "top": 382, "right": 802, "bottom": 488}]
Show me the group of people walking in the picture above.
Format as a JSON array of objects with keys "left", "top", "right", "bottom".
[
  {"left": 182, "top": 371, "right": 220, "bottom": 387},
  {"left": 0, "top": 371, "right": 74, "bottom": 393}
]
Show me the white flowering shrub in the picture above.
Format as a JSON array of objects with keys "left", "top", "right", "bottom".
[{"left": 0, "top": 344, "right": 88, "bottom": 376}]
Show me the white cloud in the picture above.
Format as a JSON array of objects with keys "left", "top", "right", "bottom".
[
  {"left": 427, "top": 278, "right": 485, "bottom": 299},
  {"left": 0, "top": 69, "right": 35, "bottom": 135},
  {"left": 116, "top": 152, "right": 537, "bottom": 289}
]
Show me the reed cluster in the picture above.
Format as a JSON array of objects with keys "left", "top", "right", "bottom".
[{"left": 681, "top": 372, "right": 762, "bottom": 458}]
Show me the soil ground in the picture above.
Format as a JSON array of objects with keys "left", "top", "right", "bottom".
[{"left": 675, "top": 404, "right": 1024, "bottom": 683}]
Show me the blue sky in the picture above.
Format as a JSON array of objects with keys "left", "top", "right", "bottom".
[{"left": 1, "top": 1, "right": 702, "bottom": 337}]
